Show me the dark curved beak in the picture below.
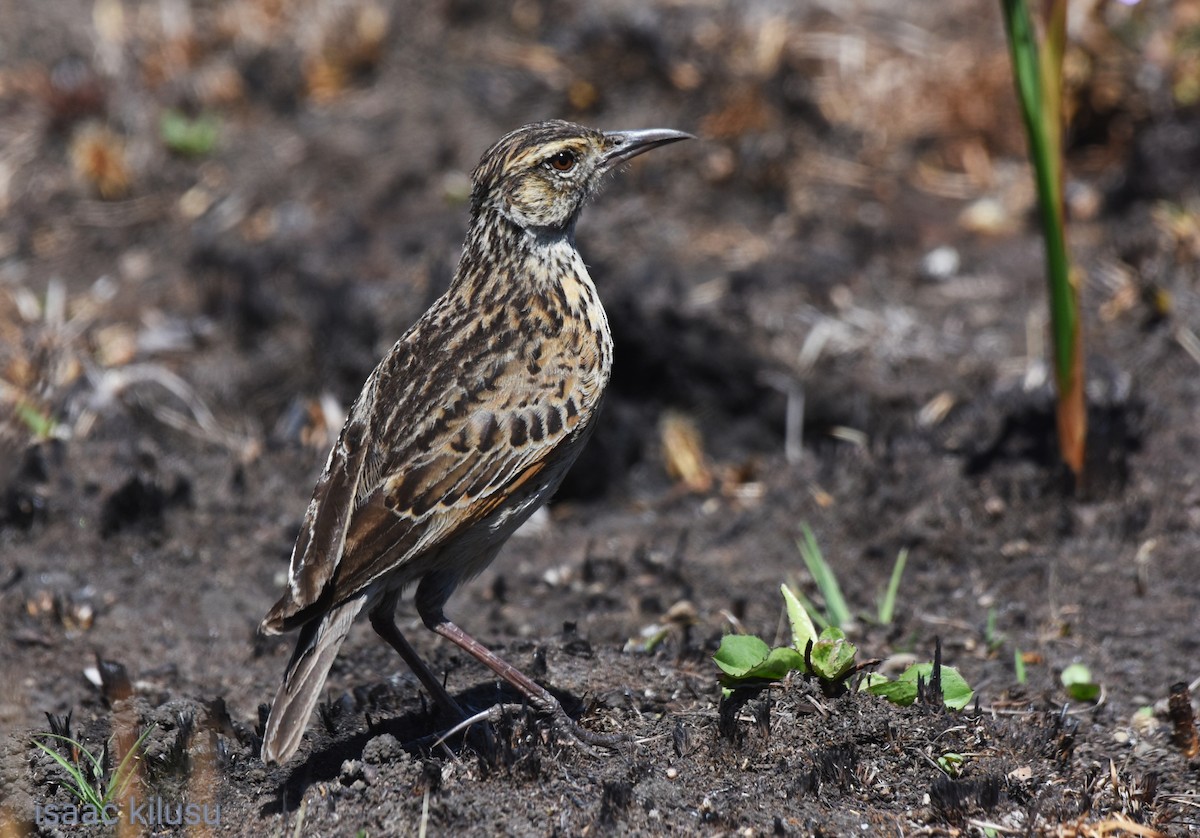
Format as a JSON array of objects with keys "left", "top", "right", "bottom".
[{"left": 601, "top": 128, "right": 692, "bottom": 171}]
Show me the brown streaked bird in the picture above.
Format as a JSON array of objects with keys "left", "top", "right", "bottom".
[{"left": 260, "top": 120, "right": 690, "bottom": 764}]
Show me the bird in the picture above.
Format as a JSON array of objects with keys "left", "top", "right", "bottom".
[{"left": 259, "top": 119, "right": 691, "bottom": 764}]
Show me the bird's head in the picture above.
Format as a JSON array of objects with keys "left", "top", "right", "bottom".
[{"left": 470, "top": 119, "right": 690, "bottom": 233}]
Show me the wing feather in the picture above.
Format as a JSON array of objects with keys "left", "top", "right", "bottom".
[
  {"left": 262, "top": 298, "right": 604, "bottom": 632},
  {"left": 261, "top": 379, "right": 379, "bottom": 632}
]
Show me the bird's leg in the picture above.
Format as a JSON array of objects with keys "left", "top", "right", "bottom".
[
  {"left": 424, "top": 613, "right": 628, "bottom": 751},
  {"left": 369, "top": 608, "right": 462, "bottom": 718},
  {"left": 369, "top": 605, "right": 498, "bottom": 757}
]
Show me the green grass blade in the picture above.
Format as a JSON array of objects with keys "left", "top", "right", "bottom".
[
  {"left": 877, "top": 548, "right": 908, "bottom": 626},
  {"left": 1001, "top": 0, "right": 1045, "bottom": 134},
  {"left": 104, "top": 723, "right": 155, "bottom": 804},
  {"left": 34, "top": 733, "right": 106, "bottom": 780},
  {"left": 796, "top": 524, "right": 851, "bottom": 628},
  {"left": 32, "top": 739, "right": 106, "bottom": 809},
  {"left": 984, "top": 606, "right": 1002, "bottom": 651}
]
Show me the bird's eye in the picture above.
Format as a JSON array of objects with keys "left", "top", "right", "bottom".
[{"left": 547, "top": 150, "right": 576, "bottom": 172}]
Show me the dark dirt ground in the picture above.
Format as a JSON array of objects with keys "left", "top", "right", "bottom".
[{"left": 2, "top": 0, "right": 1200, "bottom": 835}]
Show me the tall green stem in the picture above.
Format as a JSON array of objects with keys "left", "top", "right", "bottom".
[{"left": 1000, "top": 0, "right": 1086, "bottom": 479}]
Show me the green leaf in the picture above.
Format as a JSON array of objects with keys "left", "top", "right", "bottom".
[
  {"left": 105, "top": 724, "right": 155, "bottom": 804},
  {"left": 32, "top": 725, "right": 155, "bottom": 808},
  {"left": 866, "top": 676, "right": 918, "bottom": 706},
  {"left": 714, "top": 635, "right": 805, "bottom": 688},
  {"left": 985, "top": 607, "right": 1005, "bottom": 651},
  {"left": 713, "top": 634, "right": 771, "bottom": 677},
  {"left": 936, "top": 666, "right": 975, "bottom": 710},
  {"left": 809, "top": 627, "right": 857, "bottom": 682},
  {"left": 746, "top": 647, "right": 805, "bottom": 681},
  {"left": 781, "top": 583, "right": 816, "bottom": 655},
  {"left": 722, "top": 647, "right": 806, "bottom": 688},
  {"left": 1060, "top": 663, "right": 1100, "bottom": 702},
  {"left": 16, "top": 403, "right": 56, "bottom": 439},
  {"left": 796, "top": 587, "right": 830, "bottom": 632},
  {"left": 865, "top": 663, "right": 974, "bottom": 709},
  {"left": 161, "top": 110, "right": 219, "bottom": 156},
  {"left": 937, "top": 752, "right": 965, "bottom": 778}
]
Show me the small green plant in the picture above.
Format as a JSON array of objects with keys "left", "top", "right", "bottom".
[
  {"left": 33, "top": 725, "right": 155, "bottom": 810},
  {"left": 1014, "top": 648, "right": 1028, "bottom": 685},
  {"left": 859, "top": 662, "right": 975, "bottom": 710},
  {"left": 937, "top": 752, "right": 965, "bottom": 778},
  {"left": 875, "top": 547, "right": 908, "bottom": 626},
  {"left": 160, "top": 110, "right": 220, "bottom": 156},
  {"left": 714, "top": 586, "right": 973, "bottom": 708},
  {"left": 794, "top": 526, "right": 909, "bottom": 628},
  {"left": 16, "top": 402, "right": 57, "bottom": 439},
  {"left": 984, "top": 607, "right": 1006, "bottom": 653},
  {"left": 714, "top": 584, "right": 871, "bottom": 697},
  {"left": 1060, "top": 662, "right": 1100, "bottom": 702}
]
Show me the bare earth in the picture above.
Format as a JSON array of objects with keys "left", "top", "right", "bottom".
[{"left": 1, "top": 1, "right": 1199, "bottom": 835}]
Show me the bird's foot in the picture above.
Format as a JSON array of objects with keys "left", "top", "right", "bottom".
[
  {"left": 425, "top": 700, "right": 628, "bottom": 758},
  {"left": 534, "top": 697, "right": 631, "bottom": 756}
]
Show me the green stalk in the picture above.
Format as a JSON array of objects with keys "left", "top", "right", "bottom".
[
  {"left": 876, "top": 548, "right": 908, "bottom": 626},
  {"left": 796, "top": 524, "right": 851, "bottom": 628},
  {"left": 1000, "top": 0, "right": 1086, "bottom": 478}
]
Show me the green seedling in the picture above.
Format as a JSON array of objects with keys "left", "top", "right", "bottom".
[
  {"left": 161, "top": 110, "right": 220, "bottom": 156},
  {"left": 33, "top": 725, "right": 155, "bottom": 810},
  {"left": 624, "top": 624, "right": 671, "bottom": 655},
  {"left": 1014, "top": 648, "right": 1027, "bottom": 685},
  {"left": 937, "top": 752, "right": 965, "bottom": 778},
  {"left": 862, "top": 662, "right": 975, "bottom": 710},
  {"left": 16, "top": 402, "right": 57, "bottom": 439},
  {"left": 796, "top": 524, "right": 851, "bottom": 628},
  {"left": 984, "top": 607, "right": 1006, "bottom": 653},
  {"left": 1060, "top": 662, "right": 1100, "bottom": 702},
  {"left": 806, "top": 626, "right": 858, "bottom": 685},
  {"left": 785, "top": 582, "right": 867, "bottom": 692},
  {"left": 715, "top": 584, "right": 871, "bottom": 697},
  {"left": 715, "top": 586, "right": 973, "bottom": 709},
  {"left": 1000, "top": 0, "right": 1086, "bottom": 479},
  {"left": 876, "top": 547, "right": 908, "bottom": 626}
]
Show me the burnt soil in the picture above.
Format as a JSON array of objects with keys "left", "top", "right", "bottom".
[{"left": 2, "top": 1, "right": 1199, "bottom": 835}]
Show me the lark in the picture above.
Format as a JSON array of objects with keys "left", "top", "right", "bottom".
[{"left": 260, "top": 120, "right": 690, "bottom": 764}]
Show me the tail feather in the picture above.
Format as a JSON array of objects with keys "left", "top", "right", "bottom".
[{"left": 261, "top": 596, "right": 366, "bottom": 764}]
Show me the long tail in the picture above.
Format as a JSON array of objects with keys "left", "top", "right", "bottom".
[{"left": 261, "top": 596, "right": 366, "bottom": 764}]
